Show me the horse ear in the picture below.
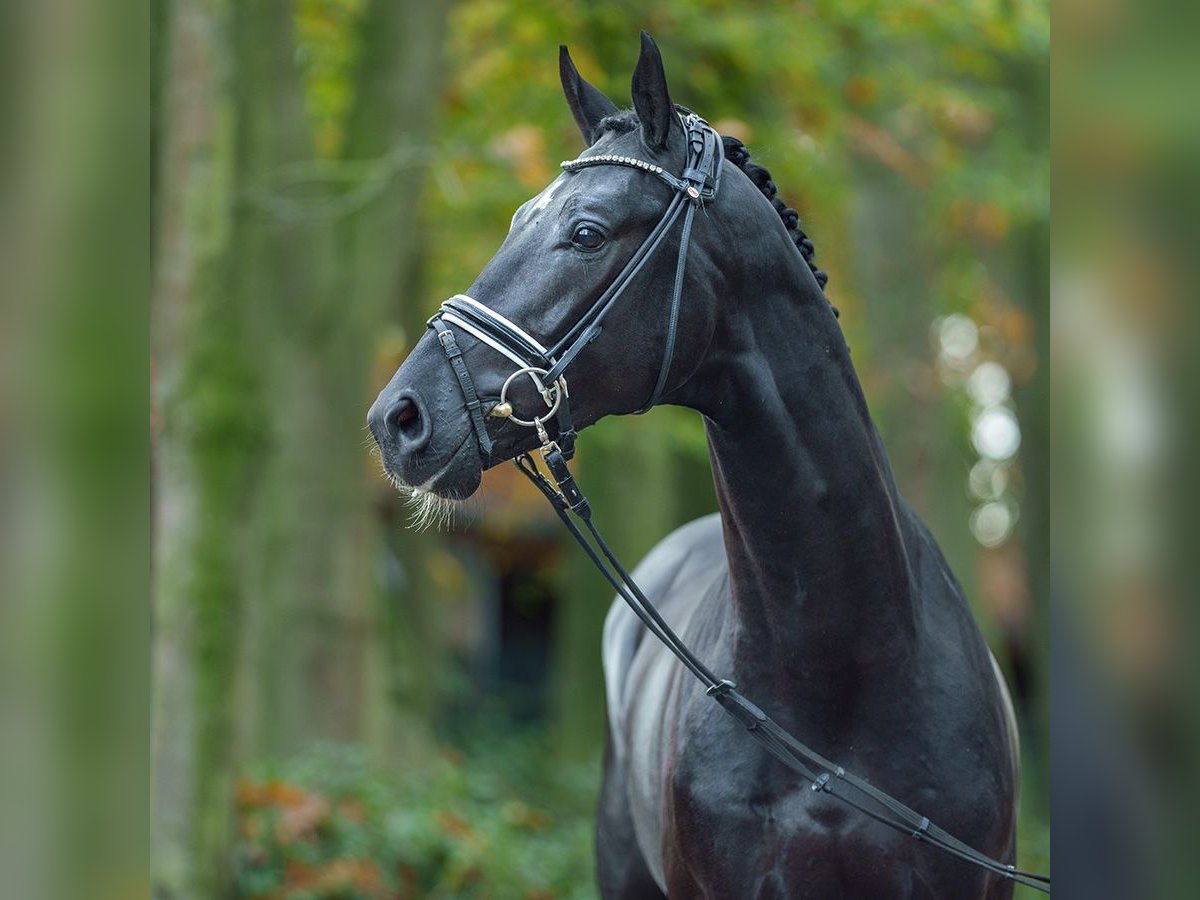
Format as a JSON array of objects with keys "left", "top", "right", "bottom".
[
  {"left": 630, "top": 31, "right": 674, "bottom": 151},
  {"left": 560, "top": 45, "right": 618, "bottom": 145}
]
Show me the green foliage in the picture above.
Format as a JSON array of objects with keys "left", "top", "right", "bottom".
[
  {"left": 295, "top": 0, "right": 368, "bottom": 158},
  {"left": 234, "top": 740, "right": 599, "bottom": 899},
  {"left": 425, "top": 0, "right": 1048, "bottom": 310}
]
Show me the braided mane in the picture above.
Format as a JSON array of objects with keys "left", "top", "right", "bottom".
[
  {"left": 720, "top": 136, "right": 829, "bottom": 294},
  {"left": 597, "top": 112, "right": 831, "bottom": 302}
]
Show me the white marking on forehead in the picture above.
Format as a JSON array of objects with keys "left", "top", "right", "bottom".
[
  {"left": 509, "top": 174, "right": 567, "bottom": 234},
  {"left": 529, "top": 174, "right": 566, "bottom": 214}
]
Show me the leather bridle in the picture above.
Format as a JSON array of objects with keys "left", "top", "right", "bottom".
[
  {"left": 428, "top": 109, "right": 723, "bottom": 463},
  {"left": 425, "top": 109, "right": 1050, "bottom": 894}
]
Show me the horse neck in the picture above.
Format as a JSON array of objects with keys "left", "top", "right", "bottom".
[{"left": 689, "top": 251, "right": 918, "bottom": 703}]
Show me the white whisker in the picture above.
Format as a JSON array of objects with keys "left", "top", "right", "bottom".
[
  {"left": 403, "top": 489, "right": 462, "bottom": 532},
  {"left": 376, "top": 455, "right": 464, "bottom": 532}
]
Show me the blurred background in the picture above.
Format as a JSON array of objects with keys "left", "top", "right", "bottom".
[
  {"left": 151, "top": 1, "right": 1051, "bottom": 897},
  {"left": 0, "top": 0, "right": 1068, "bottom": 897}
]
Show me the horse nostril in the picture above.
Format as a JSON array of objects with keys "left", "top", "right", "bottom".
[
  {"left": 389, "top": 399, "right": 419, "bottom": 430},
  {"left": 381, "top": 393, "right": 431, "bottom": 452},
  {"left": 369, "top": 390, "right": 432, "bottom": 453}
]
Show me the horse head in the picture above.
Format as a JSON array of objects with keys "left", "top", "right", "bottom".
[{"left": 368, "top": 33, "right": 766, "bottom": 508}]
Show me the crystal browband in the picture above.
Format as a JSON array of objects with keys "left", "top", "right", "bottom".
[{"left": 560, "top": 154, "right": 665, "bottom": 175}]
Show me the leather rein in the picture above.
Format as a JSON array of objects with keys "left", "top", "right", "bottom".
[{"left": 427, "top": 111, "right": 1050, "bottom": 894}]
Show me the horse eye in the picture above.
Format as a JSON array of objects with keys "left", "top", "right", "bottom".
[{"left": 571, "top": 224, "right": 606, "bottom": 250}]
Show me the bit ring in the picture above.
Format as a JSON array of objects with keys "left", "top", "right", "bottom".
[{"left": 497, "top": 366, "right": 566, "bottom": 428}]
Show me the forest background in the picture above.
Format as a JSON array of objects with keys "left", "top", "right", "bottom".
[{"left": 142, "top": 1, "right": 1051, "bottom": 897}]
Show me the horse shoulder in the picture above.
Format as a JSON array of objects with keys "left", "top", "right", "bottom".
[
  {"left": 898, "top": 502, "right": 1020, "bottom": 864},
  {"left": 602, "top": 511, "right": 728, "bottom": 740},
  {"left": 599, "top": 512, "right": 730, "bottom": 894}
]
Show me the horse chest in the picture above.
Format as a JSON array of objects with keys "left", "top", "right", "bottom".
[
  {"left": 662, "top": 717, "right": 853, "bottom": 884},
  {"left": 656, "top": 703, "right": 1004, "bottom": 899},
  {"left": 662, "top": 748, "right": 934, "bottom": 897}
]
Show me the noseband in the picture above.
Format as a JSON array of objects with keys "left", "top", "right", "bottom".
[{"left": 428, "top": 109, "right": 723, "bottom": 463}]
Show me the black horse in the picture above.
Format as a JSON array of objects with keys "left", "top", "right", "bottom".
[{"left": 369, "top": 34, "right": 1019, "bottom": 899}]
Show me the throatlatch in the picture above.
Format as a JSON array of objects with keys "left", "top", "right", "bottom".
[{"left": 430, "top": 109, "right": 1050, "bottom": 894}]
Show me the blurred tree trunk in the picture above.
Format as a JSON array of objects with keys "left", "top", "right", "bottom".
[
  {"left": 338, "top": 0, "right": 450, "bottom": 762},
  {"left": 152, "top": 1, "right": 257, "bottom": 895},
  {"left": 232, "top": 0, "right": 362, "bottom": 758},
  {"left": 154, "top": 0, "right": 453, "bottom": 891},
  {"left": 850, "top": 163, "right": 979, "bottom": 599},
  {"left": 343, "top": 0, "right": 447, "bottom": 336},
  {"left": 235, "top": 0, "right": 449, "bottom": 761},
  {"left": 1006, "top": 49, "right": 1050, "bottom": 825}
]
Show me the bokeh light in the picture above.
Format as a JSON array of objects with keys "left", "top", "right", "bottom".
[{"left": 972, "top": 406, "right": 1022, "bottom": 462}]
